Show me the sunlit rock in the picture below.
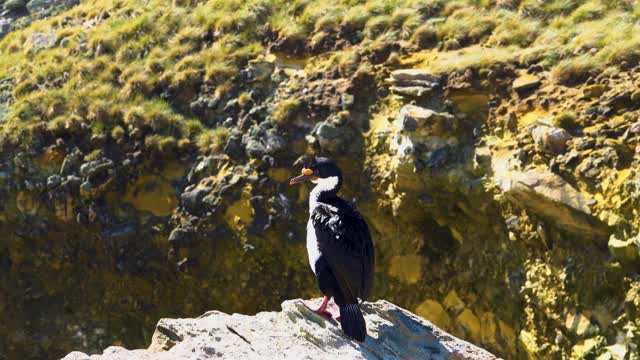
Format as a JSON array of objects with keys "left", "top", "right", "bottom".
[
  {"left": 62, "top": 299, "right": 497, "bottom": 360},
  {"left": 608, "top": 234, "right": 639, "bottom": 263},
  {"left": 494, "top": 167, "right": 609, "bottom": 239}
]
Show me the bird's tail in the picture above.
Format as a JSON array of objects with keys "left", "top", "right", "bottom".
[{"left": 339, "top": 303, "right": 367, "bottom": 342}]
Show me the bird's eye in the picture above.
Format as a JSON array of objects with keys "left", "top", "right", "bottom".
[{"left": 302, "top": 168, "right": 313, "bottom": 176}]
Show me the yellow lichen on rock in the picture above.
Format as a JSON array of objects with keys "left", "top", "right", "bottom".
[
  {"left": 54, "top": 194, "right": 75, "bottom": 222},
  {"left": 388, "top": 255, "right": 422, "bottom": 284},
  {"left": 415, "top": 299, "right": 451, "bottom": 330},
  {"left": 519, "top": 329, "right": 539, "bottom": 359},
  {"left": 122, "top": 162, "right": 186, "bottom": 216},
  {"left": 498, "top": 320, "right": 516, "bottom": 354},
  {"left": 224, "top": 185, "right": 255, "bottom": 235},
  {"left": 564, "top": 310, "right": 593, "bottom": 338},
  {"left": 16, "top": 191, "right": 39, "bottom": 215},
  {"left": 267, "top": 168, "right": 292, "bottom": 183},
  {"left": 444, "top": 289, "right": 466, "bottom": 314},
  {"left": 122, "top": 175, "right": 178, "bottom": 217},
  {"left": 479, "top": 311, "right": 497, "bottom": 347},
  {"left": 37, "top": 146, "right": 65, "bottom": 172},
  {"left": 456, "top": 309, "right": 482, "bottom": 343}
]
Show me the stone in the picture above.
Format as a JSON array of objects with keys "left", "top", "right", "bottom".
[
  {"left": 608, "top": 234, "right": 639, "bottom": 263},
  {"left": 62, "top": 299, "right": 497, "bottom": 360},
  {"left": 168, "top": 228, "right": 193, "bottom": 248},
  {"left": 387, "top": 69, "right": 441, "bottom": 98},
  {"left": 245, "top": 139, "right": 266, "bottom": 158},
  {"left": 390, "top": 85, "right": 435, "bottom": 98},
  {"left": 531, "top": 126, "right": 570, "bottom": 155},
  {"left": 605, "top": 92, "right": 631, "bottom": 110},
  {"left": 30, "top": 30, "right": 57, "bottom": 52},
  {"left": 513, "top": 74, "right": 541, "bottom": 93},
  {"left": 245, "top": 57, "right": 275, "bottom": 82},
  {"left": 263, "top": 129, "right": 286, "bottom": 155},
  {"left": 0, "top": 19, "right": 12, "bottom": 39},
  {"left": 396, "top": 105, "right": 456, "bottom": 137},
  {"left": 583, "top": 84, "right": 608, "bottom": 99},
  {"left": 315, "top": 121, "right": 349, "bottom": 153},
  {"left": 46, "top": 174, "right": 62, "bottom": 189},
  {"left": 494, "top": 166, "right": 609, "bottom": 239},
  {"left": 3, "top": 0, "right": 28, "bottom": 11},
  {"left": 390, "top": 69, "right": 441, "bottom": 83},
  {"left": 26, "top": 0, "right": 56, "bottom": 13},
  {"left": 180, "top": 187, "right": 211, "bottom": 215}
]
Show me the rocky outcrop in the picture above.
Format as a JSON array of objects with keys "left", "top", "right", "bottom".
[
  {"left": 494, "top": 166, "right": 608, "bottom": 239},
  {"left": 62, "top": 299, "right": 497, "bottom": 360},
  {"left": 0, "top": 0, "right": 79, "bottom": 39},
  {"left": 386, "top": 69, "right": 442, "bottom": 99}
]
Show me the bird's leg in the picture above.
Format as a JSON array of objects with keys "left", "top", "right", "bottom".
[{"left": 309, "top": 295, "right": 333, "bottom": 318}]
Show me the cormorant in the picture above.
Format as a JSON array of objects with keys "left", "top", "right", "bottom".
[{"left": 290, "top": 157, "right": 375, "bottom": 342}]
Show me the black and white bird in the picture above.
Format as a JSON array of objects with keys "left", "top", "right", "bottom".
[{"left": 290, "top": 157, "right": 375, "bottom": 342}]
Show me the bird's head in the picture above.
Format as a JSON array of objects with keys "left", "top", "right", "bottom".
[{"left": 289, "top": 157, "right": 342, "bottom": 190}]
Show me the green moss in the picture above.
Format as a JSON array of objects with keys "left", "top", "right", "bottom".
[
  {"left": 145, "top": 134, "right": 177, "bottom": 155},
  {"left": 486, "top": 11, "right": 539, "bottom": 47},
  {"left": 271, "top": 98, "right": 301, "bottom": 124},
  {"left": 238, "top": 92, "right": 253, "bottom": 109},
  {"left": 552, "top": 55, "right": 597, "bottom": 84},
  {"left": 437, "top": 7, "right": 495, "bottom": 45},
  {"left": 197, "top": 127, "right": 230, "bottom": 154},
  {"left": 570, "top": 1, "right": 606, "bottom": 22},
  {"left": 111, "top": 125, "right": 126, "bottom": 141},
  {"left": 182, "top": 119, "right": 204, "bottom": 139},
  {"left": 85, "top": 149, "right": 103, "bottom": 161},
  {"left": 364, "top": 15, "right": 391, "bottom": 39},
  {"left": 410, "top": 23, "right": 437, "bottom": 49},
  {"left": 552, "top": 111, "right": 578, "bottom": 131}
]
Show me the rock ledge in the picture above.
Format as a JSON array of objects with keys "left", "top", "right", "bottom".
[{"left": 63, "top": 298, "right": 498, "bottom": 360}]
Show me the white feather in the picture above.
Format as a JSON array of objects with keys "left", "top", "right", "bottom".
[
  {"left": 306, "top": 219, "right": 320, "bottom": 274},
  {"left": 309, "top": 176, "right": 340, "bottom": 211},
  {"left": 306, "top": 176, "right": 340, "bottom": 272}
]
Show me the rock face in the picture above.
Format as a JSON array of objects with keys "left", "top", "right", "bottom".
[
  {"left": 387, "top": 69, "right": 442, "bottom": 98},
  {"left": 495, "top": 167, "right": 609, "bottom": 239},
  {"left": 62, "top": 299, "right": 497, "bottom": 360},
  {"left": 0, "top": 0, "right": 78, "bottom": 40}
]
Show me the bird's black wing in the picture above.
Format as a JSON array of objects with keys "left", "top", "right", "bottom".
[{"left": 311, "top": 199, "right": 375, "bottom": 302}]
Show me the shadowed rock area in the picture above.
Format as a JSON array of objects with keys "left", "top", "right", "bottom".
[{"left": 62, "top": 299, "right": 497, "bottom": 360}]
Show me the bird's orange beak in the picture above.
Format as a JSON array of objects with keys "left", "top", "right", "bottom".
[{"left": 290, "top": 168, "right": 314, "bottom": 185}]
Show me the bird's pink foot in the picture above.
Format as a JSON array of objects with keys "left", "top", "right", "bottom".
[
  {"left": 314, "top": 308, "right": 333, "bottom": 318},
  {"left": 304, "top": 296, "right": 340, "bottom": 319}
]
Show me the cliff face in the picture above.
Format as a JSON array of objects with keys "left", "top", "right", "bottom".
[
  {"left": 1, "top": 1, "right": 640, "bottom": 359},
  {"left": 62, "top": 298, "right": 497, "bottom": 360}
]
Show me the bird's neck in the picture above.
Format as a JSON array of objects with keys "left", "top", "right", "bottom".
[{"left": 309, "top": 176, "right": 342, "bottom": 211}]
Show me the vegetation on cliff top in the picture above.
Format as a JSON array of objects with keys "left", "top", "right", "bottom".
[{"left": 1, "top": 0, "right": 639, "bottom": 152}]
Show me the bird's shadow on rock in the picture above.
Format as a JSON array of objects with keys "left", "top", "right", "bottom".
[{"left": 356, "top": 308, "right": 449, "bottom": 360}]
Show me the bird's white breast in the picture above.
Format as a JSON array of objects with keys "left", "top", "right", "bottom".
[{"left": 306, "top": 218, "right": 321, "bottom": 274}]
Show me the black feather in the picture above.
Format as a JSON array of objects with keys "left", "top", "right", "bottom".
[
  {"left": 340, "top": 303, "right": 367, "bottom": 342},
  {"left": 311, "top": 198, "right": 375, "bottom": 302}
]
